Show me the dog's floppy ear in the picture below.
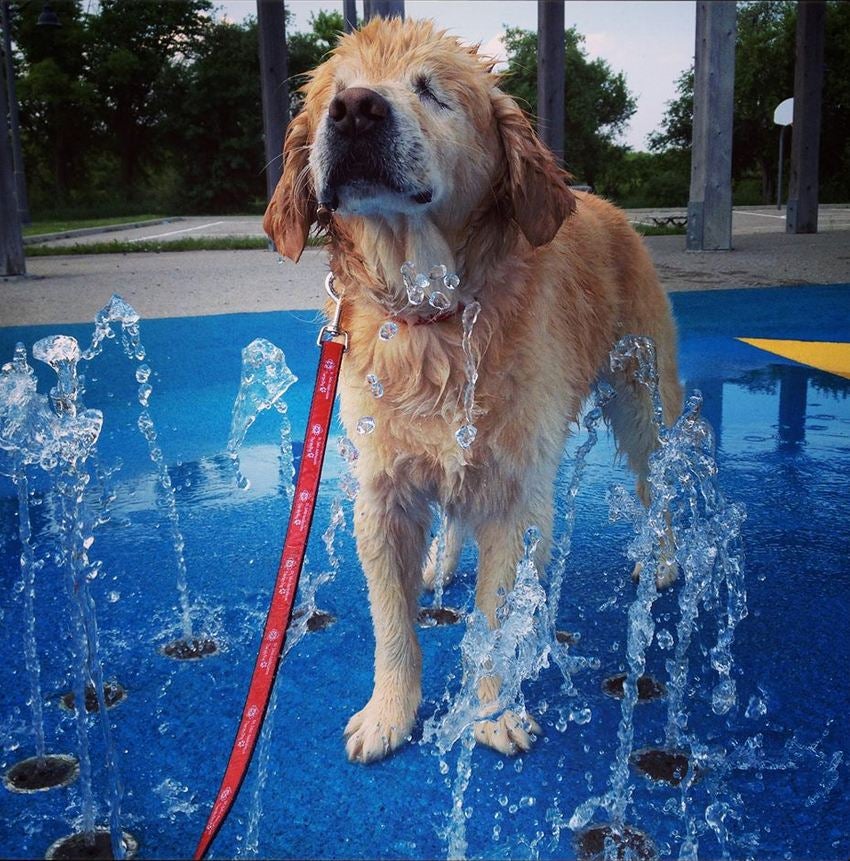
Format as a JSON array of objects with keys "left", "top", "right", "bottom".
[
  {"left": 263, "top": 110, "right": 316, "bottom": 263},
  {"left": 491, "top": 88, "right": 576, "bottom": 247}
]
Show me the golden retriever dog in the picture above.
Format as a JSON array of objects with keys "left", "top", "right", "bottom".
[{"left": 263, "top": 17, "right": 682, "bottom": 764}]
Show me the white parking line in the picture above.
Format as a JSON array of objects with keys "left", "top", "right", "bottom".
[
  {"left": 736, "top": 211, "right": 786, "bottom": 220},
  {"left": 129, "top": 221, "right": 224, "bottom": 241}
]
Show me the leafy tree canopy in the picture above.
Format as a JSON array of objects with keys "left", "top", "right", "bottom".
[
  {"left": 650, "top": 0, "right": 850, "bottom": 203},
  {"left": 500, "top": 25, "right": 636, "bottom": 190}
]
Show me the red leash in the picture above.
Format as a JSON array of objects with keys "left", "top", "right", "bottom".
[{"left": 193, "top": 277, "right": 347, "bottom": 860}]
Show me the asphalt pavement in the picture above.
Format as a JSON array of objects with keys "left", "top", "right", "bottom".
[{"left": 3, "top": 207, "right": 849, "bottom": 328}]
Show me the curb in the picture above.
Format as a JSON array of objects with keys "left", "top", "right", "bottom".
[{"left": 23, "top": 217, "right": 186, "bottom": 246}]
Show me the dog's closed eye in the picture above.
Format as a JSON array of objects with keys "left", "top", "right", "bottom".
[{"left": 413, "top": 75, "right": 450, "bottom": 110}]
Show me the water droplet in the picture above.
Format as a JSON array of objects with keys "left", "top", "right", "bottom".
[
  {"left": 429, "top": 291, "right": 451, "bottom": 311},
  {"left": 366, "top": 373, "right": 384, "bottom": 398},
  {"left": 455, "top": 423, "right": 477, "bottom": 449},
  {"left": 135, "top": 364, "right": 151, "bottom": 383},
  {"left": 712, "top": 679, "right": 737, "bottom": 715},
  {"left": 337, "top": 436, "right": 359, "bottom": 463},
  {"left": 40, "top": 454, "right": 58, "bottom": 471},
  {"left": 356, "top": 416, "right": 375, "bottom": 435},
  {"left": 745, "top": 694, "right": 768, "bottom": 719},
  {"left": 656, "top": 628, "right": 674, "bottom": 650},
  {"left": 428, "top": 264, "right": 448, "bottom": 281},
  {"left": 378, "top": 321, "right": 399, "bottom": 341},
  {"left": 408, "top": 275, "right": 429, "bottom": 306},
  {"left": 523, "top": 526, "right": 541, "bottom": 556},
  {"left": 443, "top": 273, "right": 461, "bottom": 290},
  {"left": 570, "top": 707, "right": 592, "bottom": 725},
  {"left": 107, "top": 591, "right": 120, "bottom": 603},
  {"left": 138, "top": 383, "right": 153, "bottom": 406},
  {"left": 400, "top": 261, "right": 416, "bottom": 284}
]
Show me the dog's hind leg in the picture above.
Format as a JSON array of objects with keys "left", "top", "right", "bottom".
[
  {"left": 422, "top": 514, "right": 465, "bottom": 591},
  {"left": 344, "top": 479, "right": 430, "bottom": 764},
  {"left": 602, "top": 340, "right": 683, "bottom": 587}
]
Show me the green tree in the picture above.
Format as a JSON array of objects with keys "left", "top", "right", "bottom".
[
  {"left": 13, "top": 0, "right": 97, "bottom": 207},
  {"left": 85, "top": 0, "right": 213, "bottom": 196},
  {"left": 168, "top": 19, "right": 264, "bottom": 213},
  {"left": 731, "top": 1, "right": 796, "bottom": 201},
  {"left": 500, "top": 26, "right": 636, "bottom": 192},
  {"left": 647, "top": 68, "right": 694, "bottom": 154},
  {"left": 651, "top": 1, "right": 850, "bottom": 204},
  {"left": 287, "top": 9, "right": 344, "bottom": 108},
  {"left": 819, "top": 0, "right": 850, "bottom": 201},
  {"left": 166, "top": 9, "right": 346, "bottom": 212}
]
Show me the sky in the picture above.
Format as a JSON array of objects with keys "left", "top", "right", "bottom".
[{"left": 218, "top": 1, "right": 697, "bottom": 151}]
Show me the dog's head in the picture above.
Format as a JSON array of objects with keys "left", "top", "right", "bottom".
[{"left": 264, "top": 17, "right": 575, "bottom": 263}]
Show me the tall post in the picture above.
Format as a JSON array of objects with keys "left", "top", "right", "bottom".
[
  {"left": 537, "top": 0, "right": 565, "bottom": 166},
  {"left": 0, "top": 32, "right": 26, "bottom": 276},
  {"left": 686, "top": 1, "right": 736, "bottom": 252},
  {"left": 343, "top": 0, "right": 357, "bottom": 32},
  {"left": 364, "top": 0, "right": 404, "bottom": 21},
  {"left": 786, "top": 0, "right": 825, "bottom": 235},
  {"left": 1, "top": 1, "right": 29, "bottom": 224},
  {"left": 257, "top": 0, "right": 289, "bottom": 203}
]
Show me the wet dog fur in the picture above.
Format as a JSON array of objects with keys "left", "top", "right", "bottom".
[{"left": 263, "top": 17, "right": 682, "bottom": 764}]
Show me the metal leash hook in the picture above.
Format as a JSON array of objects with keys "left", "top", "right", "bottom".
[{"left": 317, "top": 272, "right": 349, "bottom": 352}]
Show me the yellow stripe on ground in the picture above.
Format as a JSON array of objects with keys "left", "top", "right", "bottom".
[{"left": 737, "top": 338, "right": 850, "bottom": 380}]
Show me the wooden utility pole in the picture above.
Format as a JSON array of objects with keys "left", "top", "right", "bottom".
[
  {"left": 686, "top": 1, "right": 736, "bottom": 252},
  {"left": 257, "top": 0, "right": 289, "bottom": 202},
  {"left": 0, "top": 35, "right": 25, "bottom": 277},
  {"left": 537, "top": 0, "right": 565, "bottom": 166},
  {"left": 786, "top": 0, "right": 825, "bottom": 235},
  {"left": 364, "top": 0, "right": 404, "bottom": 21},
  {"left": 343, "top": 0, "right": 357, "bottom": 33}
]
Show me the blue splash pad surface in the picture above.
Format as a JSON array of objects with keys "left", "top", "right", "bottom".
[{"left": 1, "top": 285, "right": 848, "bottom": 860}]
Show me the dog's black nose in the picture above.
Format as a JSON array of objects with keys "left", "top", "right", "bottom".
[{"left": 328, "top": 87, "right": 389, "bottom": 137}]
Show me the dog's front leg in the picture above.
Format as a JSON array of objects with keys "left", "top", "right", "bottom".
[
  {"left": 344, "top": 481, "right": 430, "bottom": 764},
  {"left": 471, "top": 502, "right": 551, "bottom": 755}
]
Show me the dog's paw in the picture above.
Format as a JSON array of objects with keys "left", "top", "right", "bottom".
[
  {"left": 344, "top": 697, "right": 416, "bottom": 764},
  {"left": 474, "top": 710, "right": 541, "bottom": 756},
  {"left": 631, "top": 557, "right": 678, "bottom": 590}
]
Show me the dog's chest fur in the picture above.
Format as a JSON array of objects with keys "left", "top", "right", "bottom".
[{"left": 335, "top": 293, "right": 588, "bottom": 516}]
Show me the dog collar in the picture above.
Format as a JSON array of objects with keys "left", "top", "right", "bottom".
[{"left": 397, "top": 303, "right": 466, "bottom": 327}]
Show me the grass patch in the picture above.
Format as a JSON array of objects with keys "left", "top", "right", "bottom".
[
  {"left": 27, "top": 234, "right": 328, "bottom": 256},
  {"left": 26, "top": 236, "right": 272, "bottom": 256},
  {"left": 24, "top": 215, "right": 166, "bottom": 237},
  {"left": 632, "top": 222, "right": 687, "bottom": 236}
]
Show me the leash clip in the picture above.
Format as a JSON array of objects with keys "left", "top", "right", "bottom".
[{"left": 317, "top": 272, "right": 349, "bottom": 352}]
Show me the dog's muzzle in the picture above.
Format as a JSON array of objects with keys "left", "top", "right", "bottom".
[{"left": 316, "top": 87, "right": 432, "bottom": 211}]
